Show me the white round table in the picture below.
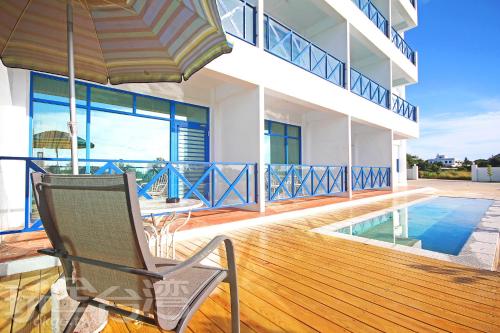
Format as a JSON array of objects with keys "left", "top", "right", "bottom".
[{"left": 140, "top": 199, "right": 203, "bottom": 259}]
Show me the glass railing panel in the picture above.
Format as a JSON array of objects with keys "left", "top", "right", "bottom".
[
  {"left": 350, "top": 68, "right": 389, "bottom": 108},
  {"left": 291, "top": 34, "right": 310, "bottom": 70},
  {"left": 391, "top": 94, "right": 417, "bottom": 121},
  {"left": 217, "top": 0, "right": 256, "bottom": 45},
  {"left": 267, "top": 16, "right": 292, "bottom": 60},
  {"left": 310, "top": 45, "right": 327, "bottom": 78},
  {"left": 326, "top": 54, "right": 344, "bottom": 86},
  {"left": 391, "top": 28, "right": 415, "bottom": 64}
]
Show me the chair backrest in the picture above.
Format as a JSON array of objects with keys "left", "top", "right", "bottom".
[{"left": 31, "top": 172, "right": 156, "bottom": 311}]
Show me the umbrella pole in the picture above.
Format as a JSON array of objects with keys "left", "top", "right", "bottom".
[{"left": 67, "top": 0, "right": 78, "bottom": 175}]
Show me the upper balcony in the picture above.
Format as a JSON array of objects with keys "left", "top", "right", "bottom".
[
  {"left": 351, "top": 0, "right": 416, "bottom": 65},
  {"left": 215, "top": 0, "right": 418, "bottom": 125}
]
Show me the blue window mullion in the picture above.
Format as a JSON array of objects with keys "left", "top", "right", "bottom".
[{"left": 85, "top": 85, "right": 91, "bottom": 174}]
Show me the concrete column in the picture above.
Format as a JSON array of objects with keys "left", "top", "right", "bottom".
[
  {"left": 257, "top": 0, "right": 265, "bottom": 50},
  {"left": 471, "top": 164, "right": 478, "bottom": 182},
  {"left": 345, "top": 23, "right": 351, "bottom": 91},
  {"left": 0, "top": 67, "right": 30, "bottom": 238},
  {"left": 257, "top": 85, "right": 266, "bottom": 212},
  {"left": 347, "top": 116, "right": 353, "bottom": 198},
  {"left": 212, "top": 84, "right": 264, "bottom": 212}
]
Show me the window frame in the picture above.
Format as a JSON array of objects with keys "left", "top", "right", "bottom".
[
  {"left": 29, "top": 71, "right": 210, "bottom": 163},
  {"left": 264, "top": 119, "right": 302, "bottom": 165}
]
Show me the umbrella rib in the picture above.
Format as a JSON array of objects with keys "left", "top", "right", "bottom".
[
  {"left": 81, "top": 0, "right": 110, "bottom": 81},
  {"left": 1, "top": 0, "right": 32, "bottom": 57}
]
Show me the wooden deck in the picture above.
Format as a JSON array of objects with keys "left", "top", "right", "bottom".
[{"left": 1, "top": 193, "right": 499, "bottom": 332}]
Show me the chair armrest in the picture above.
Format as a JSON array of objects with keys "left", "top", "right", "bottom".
[
  {"left": 37, "top": 248, "right": 164, "bottom": 280},
  {"left": 156, "top": 235, "right": 235, "bottom": 278}
]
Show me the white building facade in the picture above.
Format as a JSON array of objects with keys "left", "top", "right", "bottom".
[
  {"left": 427, "top": 154, "right": 458, "bottom": 167},
  {"left": 0, "top": 0, "right": 419, "bottom": 235}
]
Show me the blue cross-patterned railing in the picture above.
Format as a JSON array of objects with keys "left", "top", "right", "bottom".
[
  {"left": 217, "top": 0, "right": 257, "bottom": 45},
  {"left": 391, "top": 28, "right": 415, "bottom": 64},
  {"left": 350, "top": 68, "right": 389, "bottom": 108},
  {"left": 351, "top": 0, "right": 388, "bottom": 36},
  {"left": 0, "top": 156, "right": 257, "bottom": 235},
  {"left": 391, "top": 94, "right": 417, "bottom": 122},
  {"left": 266, "top": 164, "right": 347, "bottom": 202},
  {"left": 264, "top": 14, "right": 346, "bottom": 88},
  {"left": 351, "top": 166, "right": 391, "bottom": 191}
]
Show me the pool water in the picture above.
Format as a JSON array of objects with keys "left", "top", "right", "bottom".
[{"left": 335, "top": 197, "right": 493, "bottom": 255}]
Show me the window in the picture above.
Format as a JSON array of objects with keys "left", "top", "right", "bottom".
[
  {"left": 175, "top": 103, "right": 208, "bottom": 124},
  {"left": 30, "top": 73, "right": 209, "bottom": 164},
  {"left": 264, "top": 120, "right": 301, "bottom": 164}
]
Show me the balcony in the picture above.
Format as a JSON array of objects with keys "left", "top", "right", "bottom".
[
  {"left": 352, "top": 0, "right": 416, "bottom": 64},
  {"left": 264, "top": 14, "right": 345, "bottom": 88},
  {"left": 391, "top": 28, "right": 415, "bottom": 64},
  {"left": 391, "top": 94, "right": 417, "bottom": 121},
  {"left": 350, "top": 68, "right": 389, "bottom": 109},
  {"left": 352, "top": 0, "right": 388, "bottom": 36},
  {"left": 216, "top": 0, "right": 418, "bottom": 122}
]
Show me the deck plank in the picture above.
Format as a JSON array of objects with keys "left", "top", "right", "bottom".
[
  {"left": 0, "top": 273, "right": 21, "bottom": 333},
  {"left": 10, "top": 270, "right": 41, "bottom": 333}
]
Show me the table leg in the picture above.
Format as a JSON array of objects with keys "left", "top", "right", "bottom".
[
  {"left": 168, "top": 210, "right": 192, "bottom": 259},
  {"left": 159, "top": 212, "right": 177, "bottom": 258}
]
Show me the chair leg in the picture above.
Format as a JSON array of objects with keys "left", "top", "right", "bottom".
[
  {"left": 229, "top": 274, "right": 240, "bottom": 333},
  {"left": 63, "top": 301, "right": 89, "bottom": 333}
]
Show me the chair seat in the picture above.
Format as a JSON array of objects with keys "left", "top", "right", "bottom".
[{"left": 153, "top": 257, "right": 227, "bottom": 330}]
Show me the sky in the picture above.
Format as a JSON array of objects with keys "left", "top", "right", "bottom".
[{"left": 405, "top": 0, "right": 500, "bottom": 160}]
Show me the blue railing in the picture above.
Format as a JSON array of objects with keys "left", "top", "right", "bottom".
[
  {"left": 0, "top": 156, "right": 257, "bottom": 235},
  {"left": 391, "top": 28, "right": 415, "bottom": 64},
  {"left": 266, "top": 164, "right": 347, "bottom": 202},
  {"left": 392, "top": 94, "right": 417, "bottom": 121},
  {"left": 350, "top": 68, "right": 389, "bottom": 108},
  {"left": 217, "top": 0, "right": 256, "bottom": 45},
  {"left": 264, "top": 14, "right": 345, "bottom": 88},
  {"left": 352, "top": 0, "right": 388, "bottom": 36},
  {"left": 351, "top": 166, "right": 391, "bottom": 190}
]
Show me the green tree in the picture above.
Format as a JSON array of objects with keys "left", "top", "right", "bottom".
[
  {"left": 487, "top": 165, "right": 493, "bottom": 182},
  {"left": 488, "top": 154, "right": 500, "bottom": 167}
]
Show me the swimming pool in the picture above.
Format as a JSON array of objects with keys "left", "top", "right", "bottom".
[{"left": 322, "top": 196, "right": 493, "bottom": 255}]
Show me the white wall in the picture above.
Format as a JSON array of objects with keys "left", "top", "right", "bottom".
[
  {"left": 351, "top": 123, "right": 392, "bottom": 167},
  {"left": 407, "top": 164, "right": 418, "bottom": 180},
  {"left": 213, "top": 84, "right": 264, "bottom": 211},
  {"left": 471, "top": 165, "right": 500, "bottom": 182},
  {"left": 0, "top": 67, "right": 31, "bottom": 235},
  {"left": 304, "top": 112, "right": 350, "bottom": 166}
]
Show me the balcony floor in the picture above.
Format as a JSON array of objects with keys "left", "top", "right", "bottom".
[{"left": 1, "top": 193, "right": 499, "bottom": 332}]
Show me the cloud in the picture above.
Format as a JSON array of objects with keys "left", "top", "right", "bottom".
[{"left": 408, "top": 99, "right": 500, "bottom": 160}]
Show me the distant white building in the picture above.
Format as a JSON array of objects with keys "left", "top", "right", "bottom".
[{"left": 428, "top": 154, "right": 460, "bottom": 167}]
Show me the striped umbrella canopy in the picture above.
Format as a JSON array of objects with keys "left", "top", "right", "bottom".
[
  {"left": 0, "top": 0, "right": 232, "bottom": 84},
  {"left": 33, "top": 130, "right": 95, "bottom": 150},
  {"left": 0, "top": 0, "right": 232, "bottom": 174}
]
